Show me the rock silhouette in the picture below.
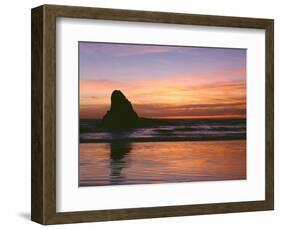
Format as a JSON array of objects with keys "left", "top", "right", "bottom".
[{"left": 101, "top": 90, "right": 141, "bottom": 128}]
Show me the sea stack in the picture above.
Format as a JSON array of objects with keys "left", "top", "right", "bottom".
[{"left": 101, "top": 90, "right": 140, "bottom": 128}]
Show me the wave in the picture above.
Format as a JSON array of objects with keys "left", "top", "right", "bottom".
[{"left": 80, "top": 118, "right": 246, "bottom": 143}]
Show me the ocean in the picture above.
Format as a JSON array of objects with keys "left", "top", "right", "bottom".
[{"left": 80, "top": 118, "right": 246, "bottom": 143}]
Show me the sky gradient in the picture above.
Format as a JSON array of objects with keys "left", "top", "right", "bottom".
[{"left": 79, "top": 42, "right": 246, "bottom": 119}]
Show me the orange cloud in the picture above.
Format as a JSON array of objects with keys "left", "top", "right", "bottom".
[{"left": 80, "top": 79, "right": 246, "bottom": 119}]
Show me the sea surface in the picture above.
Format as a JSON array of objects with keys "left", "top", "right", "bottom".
[
  {"left": 79, "top": 118, "right": 246, "bottom": 186},
  {"left": 80, "top": 118, "right": 246, "bottom": 143}
]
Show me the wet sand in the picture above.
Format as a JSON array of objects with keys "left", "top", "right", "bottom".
[{"left": 79, "top": 140, "right": 246, "bottom": 186}]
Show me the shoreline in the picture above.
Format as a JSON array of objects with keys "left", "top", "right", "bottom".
[{"left": 80, "top": 136, "right": 246, "bottom": 143}]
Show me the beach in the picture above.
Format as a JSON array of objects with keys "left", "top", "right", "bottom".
[{"left": 79, "top": 140, "right": 246, "bottom": 186}]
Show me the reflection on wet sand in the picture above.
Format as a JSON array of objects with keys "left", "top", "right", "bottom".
[
  {"left": 109, "top": 142, "right": 131, "bottom": 184},
  {"left": 79, "top": 140, "right": 246, "bottom": 186}
]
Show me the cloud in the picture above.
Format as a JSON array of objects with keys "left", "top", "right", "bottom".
[
  {"left": 80, "top": 80, "right": 246, "bottom": 119},
  {"left": 80, "top": 42, "right": 184, "bottom": 58}
]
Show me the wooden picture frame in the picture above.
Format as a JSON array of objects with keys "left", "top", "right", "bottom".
[{"left": 31, "top": 4, "right": 274, "bottom": 225}]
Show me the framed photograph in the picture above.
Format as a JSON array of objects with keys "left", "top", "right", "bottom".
[{"left": 31, "top": 4, "right": 274, "bottom": 225}]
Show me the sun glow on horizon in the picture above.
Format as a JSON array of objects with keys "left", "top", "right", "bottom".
[{"left": 154, "top": 115, "right": 246, "bottom": 119}]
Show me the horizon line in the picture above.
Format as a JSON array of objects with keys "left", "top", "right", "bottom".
[{"left": 80, "top": 114, "right": 246, "bottom": 120}]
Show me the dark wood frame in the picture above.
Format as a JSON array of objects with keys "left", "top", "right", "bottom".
[{"left": 31, "top": 4, "right": 274, "bottom": 225}]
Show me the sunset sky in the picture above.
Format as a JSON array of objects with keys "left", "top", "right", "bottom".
[{"left": 79, "top": 42, "right": 246, "bottom": 119}]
